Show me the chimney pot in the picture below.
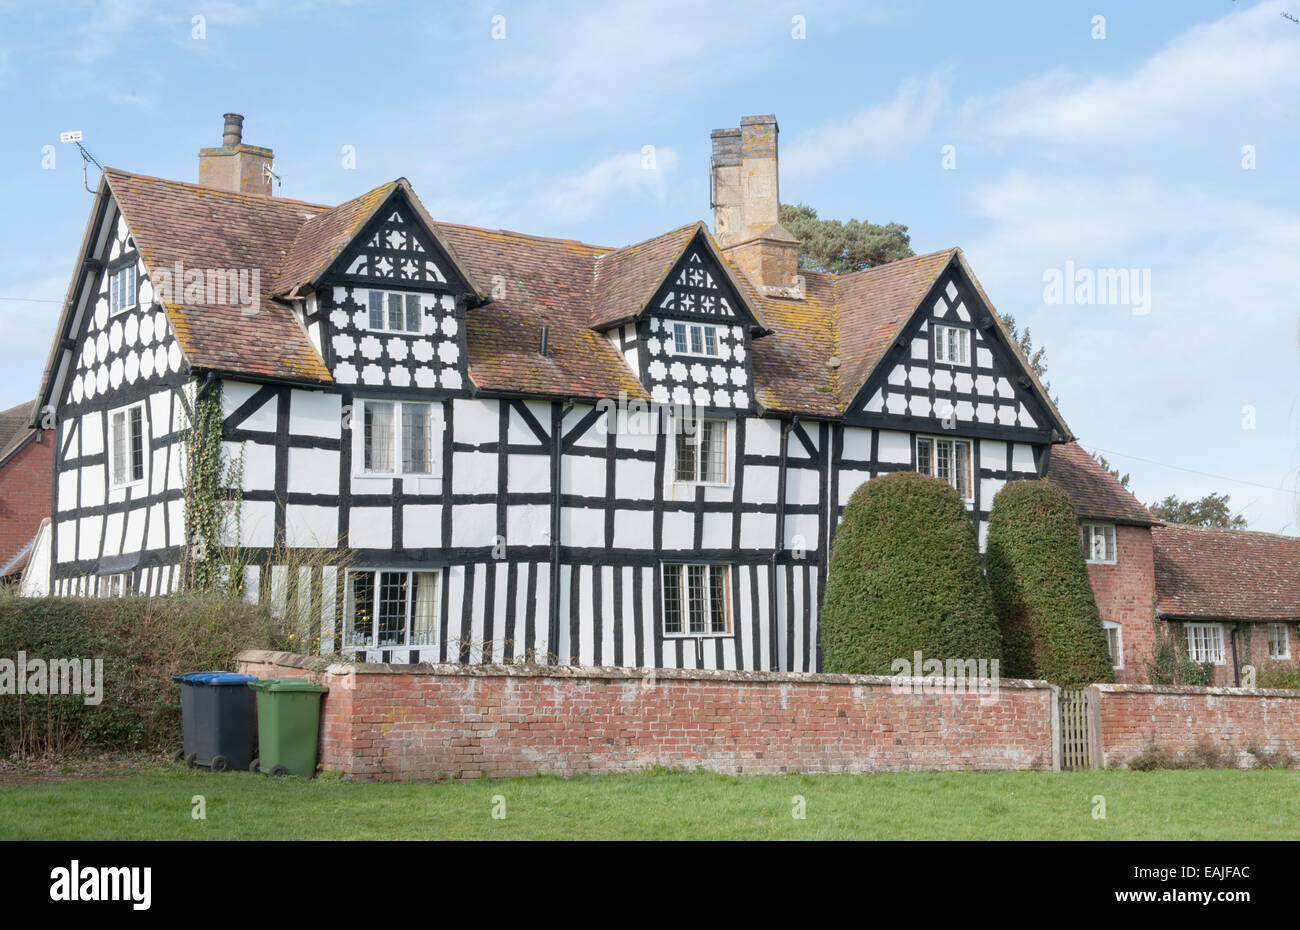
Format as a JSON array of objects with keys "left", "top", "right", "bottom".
[
  {"left": 199, "top": 112, "right": 273, "bottom": 195},
  {"left": 222, "top": 113, "right": 244, "bottom": 148}
]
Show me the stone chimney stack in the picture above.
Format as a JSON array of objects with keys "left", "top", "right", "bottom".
[
  {"left": 710, "top": 115, "right": 802, "bottom": 298},
  {"left": 198, "top": 113, "right": 274, "bottom": 195}
]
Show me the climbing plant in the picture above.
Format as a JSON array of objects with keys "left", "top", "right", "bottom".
[{"left": 181, "top": 378, "right": 243, "bottom": 595}]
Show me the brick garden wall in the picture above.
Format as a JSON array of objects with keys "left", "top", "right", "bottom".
[
  {"left": 1093, "top": 683, "right": 1300, "bottom": 767},
  {"left": 237, "top": 650, "right": 1058, "bottom": 780}
]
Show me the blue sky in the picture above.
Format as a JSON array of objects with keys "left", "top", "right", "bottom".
[{"left": 1, "top": 0, "right": 1297, "bottom": 531}]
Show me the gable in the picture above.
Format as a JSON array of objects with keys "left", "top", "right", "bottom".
[
  {"left": 849, "top": 258, "right": 1064, "bottom": 442},
  {"left": 326, "top": 192, "right": 475, "bottom": 294},
  {"left": 645, "top": 235, "right": 757, "bottom": 327}
]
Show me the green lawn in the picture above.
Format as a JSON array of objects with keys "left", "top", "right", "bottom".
[{"left": 1, "top": 767, "right": 1297, "bottom": 840}]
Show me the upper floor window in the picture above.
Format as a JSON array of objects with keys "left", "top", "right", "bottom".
[
  {"left": 933, "top": 323, "right": 970, "bottom": 365},
  {"left": 1267, "top": 623, "right": 1290, "bottom": 660},
  {"left": 916, "top": 436, "right": 972, "bottom": 500},
  {"left": 360, "top": 400, "right": 433, "bottom": 476},
  {"left": 674, "top": 416, "right": 727, "bottom": 485},
  {"left": 1103, "top": 620, "right": 1123, "bottom": 670},
  {"left": 109, "top": 402, "right": 146, "bottom": 489},
  {"left": 662, "top": 563, "right": 731, "bottom": 636},
  {"left": 367, "top": 290, "right": 422, "bottom": 334},
  {"left": 1186, "top": 622, "right": 1225, "bottom": 665},
  {"left": 672, "top": 322, "right": 719, "bottom": 358},
  {"left": 110, "top": 264, "right": 137, "bottom": 316},
  {"left": 344, "top": 568, "right": 440, "bottom": 648},
  {"left": 1081, "top": 523, "right": 1117, "bottom": 564}
]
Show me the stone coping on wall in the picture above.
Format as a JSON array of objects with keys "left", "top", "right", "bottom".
[
  {"left": 236, "top": 649, "right": 1054, "bottom": 691},
  {"left": 1093, "top": 682, "right": 1300, "bottom": 699}
]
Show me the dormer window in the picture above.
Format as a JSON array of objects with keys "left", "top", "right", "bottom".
[
  {"left": 110, "top": 264, "right": 137, "bottom": 316},
  {"left": 367, "top": 290, "right": 422, "bottom": 334},
  {"left": 933, "top": 323, "right": 970, "bottom": 365},
  {"left": 672, "top": 322, "right": 719, "bottom": 358}
]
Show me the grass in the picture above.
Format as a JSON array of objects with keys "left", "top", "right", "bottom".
[{"left": 0, "top": 766, "right": 1297, "bottom": 840}]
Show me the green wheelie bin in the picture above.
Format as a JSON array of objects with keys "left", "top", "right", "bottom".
[{"left": 247, "top": 678, "right": 329, "bottom": 778}]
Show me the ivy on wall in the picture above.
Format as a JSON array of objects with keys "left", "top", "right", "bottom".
[{"left": 181, "top": 378, "right": 243, "bottom": 595}]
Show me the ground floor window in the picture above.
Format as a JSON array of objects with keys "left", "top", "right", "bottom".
[
  {"left": 1102, "top": 620, "right": 1123, "bottom": 669},
  {"left": 1185, "top": 622, "right": 1225, "bottom": 665},
  {"left": 1267, "top": 623, "right": 1290, "bottom": 660},
  {"left": 662, "top": 563, "right": 731, "bottom": 636},
  {"left": 916, "top": 436, "right": 972, "bottom": 500},
  {"left": 96, "top": 572, "right": 130, "bottom": 598},
  {"left": 344, "top": 569, "right": 440, "bottom": 648}
]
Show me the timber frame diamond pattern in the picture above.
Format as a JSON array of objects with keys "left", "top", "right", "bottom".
[{"left": 30, "top": 112, "right": 1074, "bottom": 674}]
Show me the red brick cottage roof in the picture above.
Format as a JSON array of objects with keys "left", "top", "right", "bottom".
[
  {"left": 1047, "top": 443, "right": 1156, "bottom": 526},
  {"left": 1152, "top": 523, "right": 1300, "bottom": 622}
]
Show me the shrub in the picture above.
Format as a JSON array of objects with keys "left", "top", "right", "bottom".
[
  {"left": 1257, "top": 662, "right": 1300, "bottom": 691},
  {"left": 1146, "top": 621, "right": 1215, "bottom": 686},
  {"left": 821, "top": 471, "right": 1001, "bottom": 675},
  {"left": 984, "top": 480, "right": 1114, "bottom": 688},
  {"left": 0, "top": 592, "right": 275, "bottom": 757}
]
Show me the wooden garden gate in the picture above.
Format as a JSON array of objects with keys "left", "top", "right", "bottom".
[{"left": 1059, "top": 688, "right": 1099, "bottom": 770}]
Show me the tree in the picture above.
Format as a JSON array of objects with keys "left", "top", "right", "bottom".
[
  {"left": 779, "top": 203, "right": 913, "bottom": 274},
  {"left": 985, "top": 480, "right": 1115, "bottom": 688},
  {"left": 1148, "top": 492, "right": 1248, "bottom": 529},
  {"left": 999, "top": 312, "right": 1055, "bottom": 404},
  {"left": 1094, "top": 454, "right": 1131, "bottom": 490},
  {"left": 821, "top": 471, "right": 1001, "bottom": 675}
]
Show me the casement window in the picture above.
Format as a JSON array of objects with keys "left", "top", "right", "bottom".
[
  {"left": 1102, "top": 621, "right": 1123, "bottom": 670},
  {"left": 366, "top": 290, "right": 423, "bottom": 334},
  {"left": 915, "top": 436, "right": 973, "bottom": 500},
  {"left": 344, "top": 569, "right": 440, "bottom": 648},
  {"left": 1186, "top": 623, "right": 1225, "bottom": 665},
  {"left": 96, "top": 573, "right": 130, "bottom": 598},
  {"left": 109, "top": 264, "right": 137, "bottom": 316},
  {"left": 1267, "top": 623, "right": 1291, "bottom": 660},
  {"left": 109, "top": 402, "right": 146, "bottom": 489},
  {"left": 671, "top": 322, "right": 719, "bottom": 358},
  {"left": 359, "top": 400, "right": 433, "bottom": 476},
  {"left": 933, "top": 323, "right": 970, "bottom": 365},
  {"left": 1081, "top": 523, "right": 1118, "bottom": 564},
  {"left": 662, "top": 563, "right": 731, "bottom": 636},
  {"left": 674, "top": 416, "right": 727, "bottom": 485}
]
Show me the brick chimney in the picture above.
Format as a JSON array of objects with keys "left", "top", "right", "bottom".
[
  {"left": 198, "top": 113, "right": 273, "bottom": 195},
  {"left": 710, "top": 115, "right": 802, "bottom": 298}
]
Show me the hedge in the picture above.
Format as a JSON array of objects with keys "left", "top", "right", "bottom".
[
  {"left": 0, "top": 593, "right": 275, "bottom": 757},
  {"left": 821, "top": 471, "right": 1001, "bottom": 674},
  {"left": 985, "top": 479, "right": 1114, "bottom": 688}
]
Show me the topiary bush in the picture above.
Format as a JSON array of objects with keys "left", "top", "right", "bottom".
[
  {"left": 985, "top": 479, "right": 1114, "bottom": 688},
  {"left": 821, "top": 470, "right": 1001, "bottom": 675}
]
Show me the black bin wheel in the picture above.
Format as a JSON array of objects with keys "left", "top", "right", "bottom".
[
  {"left": 249, "top": 758, "right": 260, "bottom": 774},
  {"left": 173, "top": 749, "right": 185, "bottom": 762},
  {"left": 211, "top": 755, "right": 229, "bottom": 772},
  {"left": 185, "top": 752, "right": 198, "bottom": 768},
  {"left": 269, "top": 765, "right": 288, "bottom": 777}
]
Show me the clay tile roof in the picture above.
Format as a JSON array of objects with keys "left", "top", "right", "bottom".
[
  {"left": 437, "top": 224, "right": 645, "bottom": 400},
  {"left": 1047, "top": 443, "right": 1156, "bottom": 526},
  {"left": 834, "top": 247, "right": 958, "bottom": 410},
  {"left": 0, "top": 400, "right": 36, "bottom": 461},
  {"left": 590, "top": 222, "right": 703, "bottom": 329},
  {"left": 1153, "top": 523, "right": 1300, "bottom": 621},
  {"left": 104, "top": 169, "right": 333, "bottom": 383},
  {"left": 275, "top": 180, "right": 401, "bottom": 294},
  {"left": 749, "top": 271, "right": 840, "bottom": 416}
]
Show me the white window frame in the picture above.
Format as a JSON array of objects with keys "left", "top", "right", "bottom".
[
  {"left": 669, "top": 321, "right": 720, "bottom": 358},
  {"left": 354, "top": 399, "right": 438, "bottom": 478},
  {"left": 933, "top": 323, "right": 970, "bottom": 366},
  {"left": 343, "top": 567, "right": 441, "bottom": 649},
  {"left": 109, "top": 263, "right": 138, "bottom": 316},
  {"left": 1267, "top": 623, "right": 1291, "bottom": 660},
  {"left": 673, "top": 415, "right": 729, "bottom": 487},
  {"left": 661, "top": 563, "right": 732, "bottom": 638},
  {"left": 1081, "top": 523, "right": 1117, "bottom": 564},
  {"left": 364, "top": 289, "right": 425, "bottom": 335},
  {"left": 915, "top": 435, "right": 974, "bottom": 502},
  {"left": 96, "top": 573, "right": 130, "bottom": 598},
  {"left": 1102, "top": 620, "right": 1123, "bottom": 670},
  {"left": 108, "top": 401, "right": 148, "bottom": 491},
  {"left": 1186, "top": 622, "right": 1226, "bottom": 665}
]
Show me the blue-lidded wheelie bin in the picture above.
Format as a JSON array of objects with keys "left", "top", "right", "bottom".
[{"left": 171, "top": 672, "right": 259, "bottom": 771}]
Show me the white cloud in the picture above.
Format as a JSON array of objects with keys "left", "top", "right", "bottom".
[
  {"left": 782, "top": 75, "right": 945, "bottom": 178},
  {"left": 963, "top": 0, "right": 1300, "bottom": 142}
]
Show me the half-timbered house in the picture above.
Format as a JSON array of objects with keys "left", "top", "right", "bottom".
[{"left": 30, "top": 113, "right": 1073, "bottom": 671}]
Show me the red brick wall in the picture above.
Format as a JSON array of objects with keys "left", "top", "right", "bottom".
[
  {"left": 0, "top": 432, "right": 52, "bottom": 570},
  {"left": 1094, "top": 683, "right": 1300, "bottom": 766},
  {"left": 1242, "top": 622, "right": 1300, "bottom": 683},
  {"left": 1084, "top": 524, "right": 1157, "bottom": 684},
  {"left": 237, "top": 651, "right": 1057, "bottom": 780}
]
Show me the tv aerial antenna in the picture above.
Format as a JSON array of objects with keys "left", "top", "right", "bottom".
[{"left": 59, "top": 131, "right": 103, "bottom": 194}]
